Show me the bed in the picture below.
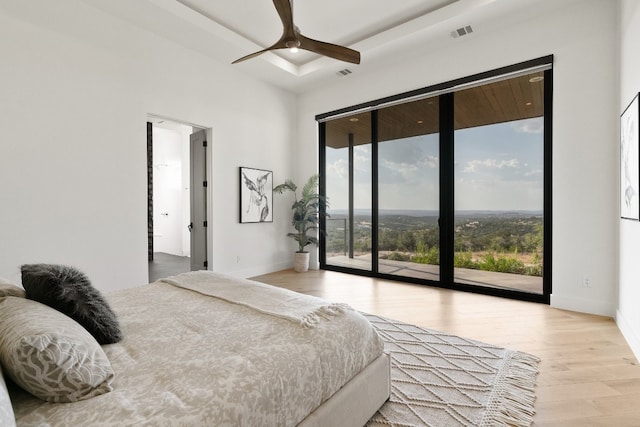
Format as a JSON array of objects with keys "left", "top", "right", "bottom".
[{"left": 0, "top": 269, "right": 390, "bottom": 427}]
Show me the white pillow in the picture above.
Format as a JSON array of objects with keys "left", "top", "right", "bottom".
[
  {"left": 0, "top": 278, "right": 25, "bottom": 299},
  {"left": 0, "top": 297, "right": 114, "bottom": 403},
  {"left": 0, "top": 367, "right": 16, "bottom": 427}
]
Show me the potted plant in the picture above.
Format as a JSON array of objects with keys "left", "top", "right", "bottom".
[{"left": 274, "top": 174, "right": 328, "bottom": 272}]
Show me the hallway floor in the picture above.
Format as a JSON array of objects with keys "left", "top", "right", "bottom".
[{"left": 148, "top": 252, "right": 190, "bottom": 282}]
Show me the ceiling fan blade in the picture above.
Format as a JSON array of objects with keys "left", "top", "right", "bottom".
[
  {"left": 233, "top": 0, "right": 293, "bottom": 64},
  {"left": 232, "top": 40, "right": 288, "bottom": 64},
  {"left": 298, "top": 34, "right": 361, "bottom": 64},
  {"left": 232, "top": 49, "right": 272, "bottom": 64},
  {"left": 272, "top": 0, "right": 295, "bottom": 36}
]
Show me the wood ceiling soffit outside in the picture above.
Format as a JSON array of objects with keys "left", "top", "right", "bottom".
[{"left": 325, "top": 72, "right": 544, "bottom": 149}]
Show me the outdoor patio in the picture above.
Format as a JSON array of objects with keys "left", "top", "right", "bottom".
[{"left": 326, "top": 254, "right": 543, "bottom": 294}]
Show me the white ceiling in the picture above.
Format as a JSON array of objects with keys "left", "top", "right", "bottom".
[
  {"left": 82, "top": 0, "right": 570, "bottom": 93},
  {"left": 179, "top": 0, "right": 457, "bottom": 66}
]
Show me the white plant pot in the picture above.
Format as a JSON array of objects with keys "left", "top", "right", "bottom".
[{"left": 293, "top": 252, "right": 310, "bottom": 273}]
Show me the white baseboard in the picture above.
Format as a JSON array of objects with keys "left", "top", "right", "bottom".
[
  {"left": 550, "top": 294, "right": 616, "bottom": 317},
  {"left": 616, "top": 310, "right": 640, "bottom": 364},
  {"left": 225, "top": 260, "right": 292, "bottom": 279}
]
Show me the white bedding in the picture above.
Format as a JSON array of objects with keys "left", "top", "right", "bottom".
[{"left": 10, "top": 272, "right": 384, "bottom": 426}]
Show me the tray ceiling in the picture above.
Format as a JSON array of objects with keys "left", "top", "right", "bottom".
[{"left": 81, "top": 0, "right": 575, "bottom": 93}]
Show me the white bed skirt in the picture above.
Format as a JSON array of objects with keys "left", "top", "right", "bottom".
[{"left": 298, "top": 352, "right": 390, "bottom": 427}]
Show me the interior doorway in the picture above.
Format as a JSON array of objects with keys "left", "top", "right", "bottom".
[{"left": 147, "top": 117, "right": 208, "bottom": 282}]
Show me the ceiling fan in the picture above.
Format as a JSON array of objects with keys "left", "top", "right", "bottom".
[{"left": 232, "top": 0, "right": 361, "bottom": 65}]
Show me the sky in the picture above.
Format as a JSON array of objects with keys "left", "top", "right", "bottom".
[{"left": 326, "top": 117, "right": 544, "bottom": 212}]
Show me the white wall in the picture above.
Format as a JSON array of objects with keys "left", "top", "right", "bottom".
[
  {"left": 618, "top": 0, "right": 640, "bottom": 361},
  {"left": 297, "top": 0, "right": 619, "bottom": 316},
  {"left": 0, "top": 0, "right": 296, "bottom": 292}
]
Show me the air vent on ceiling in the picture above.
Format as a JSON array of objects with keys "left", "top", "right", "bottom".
[
  {"left": 336, "top": 69, "right": 353, "bottom": 77},
  {"left": 450, "top": 25, "right": 474, "bottom": 38}
]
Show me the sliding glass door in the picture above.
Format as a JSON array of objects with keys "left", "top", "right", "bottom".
[
  {"left": 453, "top": 72, "right": 545, "bottom": 294},
  {"left": 377, "top": 97, "right": 440, "bottom": 280},
  {"left": 324, "top": 112, "right": 372, "bottom": 271},
  {"left": 319, "top": 57, "right": 551, "bottom": 303}
]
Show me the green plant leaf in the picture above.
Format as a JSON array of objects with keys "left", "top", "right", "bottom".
[{"left": 274, "top": 174, "right": 328, "bottom": 252}]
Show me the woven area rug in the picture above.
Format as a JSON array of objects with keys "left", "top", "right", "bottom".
[{"left": 364, "top": 314, "right": 540, "bottom": 427}]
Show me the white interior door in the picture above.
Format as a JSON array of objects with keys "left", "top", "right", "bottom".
[{"left": 190, "top": 129, "right": 208, "bottom": 270}]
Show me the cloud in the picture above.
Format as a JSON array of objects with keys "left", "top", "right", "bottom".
[
  {"left": 379, "top": 141, "right": 423, "bottom": 164},
  {"left": 379, "top": 154, "right": 439, "bottom": 183},
  {"left": 463, "top": 158, "right": 520, "bottom": 173},
  {"left": 377, "top": 136, "right": 439, "bottom": 184},
  {"left": 524, "top": 168, "right": 543, "bottom": 177},
  {"left": 421, "top": 155, "right": 439, "bottom": 168},
  {"left": 327, "top": 158, "right": 347, "bottom": 180},
  {"left": 512, "top": 117, "right": 543, "bottom": 134}
]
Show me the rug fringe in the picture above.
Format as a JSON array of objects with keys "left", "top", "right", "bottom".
[{"left": 479, "top": 351, "right": 540, "bottom": 427}]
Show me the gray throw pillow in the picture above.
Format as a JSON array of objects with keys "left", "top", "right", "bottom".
[{"left": 21, "top": 264, "right": 123, "bottom": 344}]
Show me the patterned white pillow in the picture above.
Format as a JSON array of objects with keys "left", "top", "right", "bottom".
[
  {"left": 0, "top": 297, "right": 114, "bottom": 403},
  {"left": 0, "top": 367, "right": 16, "bottom": 427}
]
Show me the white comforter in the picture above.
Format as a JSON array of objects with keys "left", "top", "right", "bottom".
[{"left": 11, "top": 272, "right": 384, "bottom": 426}]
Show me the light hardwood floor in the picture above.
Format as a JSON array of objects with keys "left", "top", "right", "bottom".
[{"left": 251, "top": 269, "right": 640, "bottom": 427}]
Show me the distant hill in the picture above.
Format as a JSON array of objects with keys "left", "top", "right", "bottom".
[{"left": 327, "top": 209, "right": 543, "bottom": 218}]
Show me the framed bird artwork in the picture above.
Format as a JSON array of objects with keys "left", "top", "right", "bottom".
[{"left": 239, "top": 167, "right": 273, "bottom": 223}]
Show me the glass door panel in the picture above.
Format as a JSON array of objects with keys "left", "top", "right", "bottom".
[
  {"left": 377, "top": 97, "right": 440, "bottom": 280},
  {"left": 324, "top": 112, "right": 372, "bottom": 271},
  {"left": 453, "top": 72, "right": 544, "bottom": 294}
]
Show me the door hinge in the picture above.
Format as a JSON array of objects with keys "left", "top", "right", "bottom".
[
  {"left": 203, "top": 181, "right": 208, "bottom": 187},
  {"left": 203, "top": 140, "right": 207, "bottom": 147},
  {"left": 203, "top": 261, "right": 208, "bottom": 268},
  {"left": 203, "top": 221, "right": 208, "bottom": 227}
]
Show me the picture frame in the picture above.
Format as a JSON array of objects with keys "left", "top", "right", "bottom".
[
  {"left": 621, "top": 93, "right": 640, "bottom": 220},
  {"left": 239, "top": 166, "right": 273, "bottom": 223}
]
